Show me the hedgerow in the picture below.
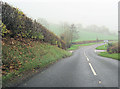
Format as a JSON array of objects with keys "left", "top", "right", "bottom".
[
  {"left": 107, "top": 42, "right": 119, "bottom": 54},
  {"left": 1, "top": 2, "right": 66, "bottom": 49}
]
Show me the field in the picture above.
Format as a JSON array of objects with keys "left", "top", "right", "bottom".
[
  {"left": 48, "top": 25, "right": 118, "bottom": 42},
  {"left": 74, "top": 30, "right": 118, "bottom": 42}
]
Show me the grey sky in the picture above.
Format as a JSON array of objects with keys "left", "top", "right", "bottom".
[{"left": 2, "top": 0, "right": 119, "bottom": 32}]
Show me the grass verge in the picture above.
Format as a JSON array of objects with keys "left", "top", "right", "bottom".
[
  {"left": 96, "top": 42, "right": 119, "bottom": 60},
  {"left": 98, "top": 52, "right": 119, "bottom": 60},
  {"left": 96, "top": 44, "right": 108, "bottom": 50}
]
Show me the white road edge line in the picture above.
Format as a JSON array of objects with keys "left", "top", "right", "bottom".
[{"left": 89, "top": 63, "right": 97, "bottom": 76}]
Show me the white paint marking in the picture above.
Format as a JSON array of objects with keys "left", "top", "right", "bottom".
[
  {"left": 87, "top": 57, "right": 89, "bottom": 61},
  {"left": 98, "top": 80, "right": 102, "bottom": 84},
  {"left": 84, "top": 51, "right": 89, "bottom": 61},
  {"left": 89, "top": 63, "right": 97, "bottom": 76},
  {"left": 84, "top": 51, "right": 87, "bottom": 57},
  {"left": 24, "top": 83, "right": 27, "bottom": 86},
  {"left": 94, "top": 50, "right": 96, "bottom": 52},
  {"left": 84, "top": 51, "right": 97, "bottom": 76},
  {"left": 84, "top": 51, "right": 86, "bottom": 56},
  {"left": 69, "top": 51, "right": 73, "bottom": 53}
]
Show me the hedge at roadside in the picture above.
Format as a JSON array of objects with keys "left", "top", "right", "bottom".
[
  {"left": 1, "top": 2, "right": 66, "bottom": 49},
  {"left": 107, "top": 42, "right": 119, "bottom": 54}
]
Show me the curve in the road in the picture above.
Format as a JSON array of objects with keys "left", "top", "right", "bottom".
[{"left": 19, "top": 43, "right": 118, "bottom": 87}]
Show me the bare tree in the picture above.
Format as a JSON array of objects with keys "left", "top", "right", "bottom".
[{"left": 60, "top": 23, "right": 79, "bottom": 48}]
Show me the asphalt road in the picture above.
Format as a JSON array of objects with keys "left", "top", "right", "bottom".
[{"left": 19, "top": 43, "right": 118, "bottom": 87}]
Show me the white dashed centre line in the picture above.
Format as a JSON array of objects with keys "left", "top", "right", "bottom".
[
  {"left": 87, "top": 57, "right": 89, "bottom": 61},
  {"left": 84, "top": 51, "right": 97, "bottom": 76},
  {"left": 89, "top": 63, "right": 97, "bottom": 76},
  {"left": 84, "top": 51, "right": 89, "bottom": 61}
]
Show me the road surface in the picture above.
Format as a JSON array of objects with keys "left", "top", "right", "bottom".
[{"left": 19, "top": 43, "right": 118, "bottom": 87}]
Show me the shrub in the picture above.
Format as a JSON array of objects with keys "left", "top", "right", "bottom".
[{"left": 107, "top": 43, "right": 118, "bottom": 54}]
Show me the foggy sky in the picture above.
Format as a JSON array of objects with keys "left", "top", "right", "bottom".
[{"left": 2, "top": 0, "right": 119, "bottom": 32}]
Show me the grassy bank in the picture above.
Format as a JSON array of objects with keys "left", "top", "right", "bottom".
[
  {"left": 2, "top": 38, "right": 71, "bottom": 87},
  {"left": 98, "top": 52, "right": 119, "bottom": 60}
]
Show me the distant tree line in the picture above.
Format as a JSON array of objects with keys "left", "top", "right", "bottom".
[
  {"left": 1, "top": 2, "right": 66, "bottom": 49},
  {"left": 37, "top": 18, "right": 117, "bottom": 36},
  {"left": 76, "top": 24, "right": 116, "bottom": 35}
]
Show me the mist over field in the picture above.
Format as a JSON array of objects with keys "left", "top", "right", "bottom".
[{"left": 2, "top": 0, "right": 118, "bottom": 33}]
